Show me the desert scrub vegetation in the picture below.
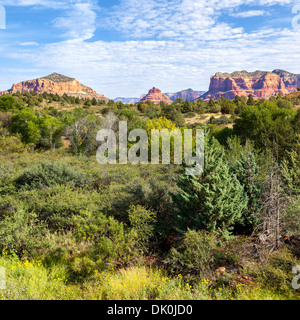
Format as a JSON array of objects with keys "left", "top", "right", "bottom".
[
  {"left": 14, "top": 160, "right": 91, "bottom": 190},
  {"left": 0, "top": 92, "right": 299, "bottom": 300},
  {"left": 0, "top": 249, "right": 298, "bottom": 300}
]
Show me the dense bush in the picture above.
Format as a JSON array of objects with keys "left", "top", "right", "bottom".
[
  {"left": 0, "top": 207, "right": 46, "bottom": 255},
  {"left": 166, "top": 230, "right": 219, "bottom": 281},
  {"left": 0, "top": 135, "right": 26, "bottom": 154},
  {"left": 128, "top": 205, "right": 157, "bottom": 252},
  {"left": 0, "top": 95, "right": 24, "bottom": 112},
  {"left": 6, "top": 185, "right": 106, "bottom": 230},
  {"left": 14, "top": 160, "right": 91, "bottom": 190},
  {"left": 255, "top": 248, "right": 299, "bottom": 293}
]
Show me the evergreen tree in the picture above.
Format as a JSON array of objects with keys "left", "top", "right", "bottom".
[
  {"left": 230, "top": 145, "right": 262, "bottom": 232},
  {"left": 281, "top": 138, "right": 300, "bottom": 196},
  {"left": 247, "top": 94, "right": 255, "bottom": 105},
  {"left": 181, "top": 100, "right": 193, "bottom": 113},
  {"left": 171, "top": 133, "right": 248, "bottom": 238}
]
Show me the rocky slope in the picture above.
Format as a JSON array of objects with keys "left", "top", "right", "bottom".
[
  {"left": 202, "top": 69, "right": 300, "bottom": 101},
  {"left": 139, "top": 87, "right": 172, "bottom": 104},
  {"left": 0, "top": 73, "right": 109, "bottom": 102},
  {"left": 272, "top": 69, "right": 300, "bottom": 92},
  {"left": 285, "top": 89, "right": 300, "bottom": 99}
]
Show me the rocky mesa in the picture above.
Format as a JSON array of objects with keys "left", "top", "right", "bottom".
[
  {"left": 0, "top": 73, "right": 110, "bottom": 102},
  {"left": 202, "top": 69, "right": 300, "bottom": 101},
  {"left": 139, "top": 87, "right": 172, "bottom": 104}
]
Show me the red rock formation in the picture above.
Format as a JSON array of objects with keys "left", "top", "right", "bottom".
[
  {"left": 0, "top": 73, "right": 109, "bottom": 102},
  {"left": 139, "top": 87, "right": 172, "bottom": 104},
  {"left": 202, "top": 70, "right": 300, "bottom": 101},
  {"left": 272, "top": 69, "right": 300, "bottom": 92}
]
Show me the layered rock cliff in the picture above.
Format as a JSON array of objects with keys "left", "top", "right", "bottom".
[
  {"left": 0, "top": 73, "right": 109, "bottom": 102},
  {"left": 139, "top": 87, "right": 172, "bottom": 104},
  {"left": 202, "top": 69, "right": 300, "bottom": 101},
  {"left": 272, "top": 69, "right": 300, "bottom": 92}
]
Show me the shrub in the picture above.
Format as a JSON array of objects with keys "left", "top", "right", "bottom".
[
  {"left": 0, "top": 207, "right": 46, "bottom": 256},
  {"left": 10, "top": 185, "right": 107, "bottom": 231},
  {"left": 14, "top": 160, "right": 91, "bottom": 190},
  {"left": 255, "top": 248, "right": 300, "bottom": 293},
  {"left": 128, "top": 205, "right": 157, "bottom": 252},
  {"left": 166, "top": 230, "right": 219, "bottom": 281},
  {"left": 69, "top": 211, "right": 140, "bottom": 278},
  {"left": 209, "top": 115, "right": 232, "bottom": 125},
  {"left": 208, "top": 103, "right": 221, "bottom": 113},
  {"left": 0, "top": 95, "right": 24, "bottom": 112},
  {"left": 184, "top": 111, "right": 196, "bottom": 118},
  {"left": 0, "top": 135, "right": 26, "bottom": 154}
]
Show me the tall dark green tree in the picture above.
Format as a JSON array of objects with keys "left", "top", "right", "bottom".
[
  {"left": 247, "top": 94, "right": 255, "bottom": 105},
  {"left": 171, "top": 133, "right": 248, "bottom": 238},
  {"left": 230, "top": 145, "right": 262, "bottom": 232}
]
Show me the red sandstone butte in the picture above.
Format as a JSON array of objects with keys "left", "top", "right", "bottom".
[
  {"left": 140, "top": 87, "right": 172, "bottom": 104},
  {"left": 0, "top": 73, "right": 109, "bottom": 102}
]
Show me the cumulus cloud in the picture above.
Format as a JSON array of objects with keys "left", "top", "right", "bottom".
[
  {"left": 102, "top": 0, "right": 298, "bottom": 40},
  {"left": 1, "top": 0, "right": 300, "bottom": 97},
  {"left": 53, "top": 1, "right": 97, "bottom": 40},
  {"left": 3, "top": 0, "right": 98, "bottom": 40},
  {"left": 7, "top": 25, "right": 300, "bottom": 97}
]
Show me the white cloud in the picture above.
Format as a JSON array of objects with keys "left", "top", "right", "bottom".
[
  {"left": 102, "top": 0, "right": 298, "bottom": 40},
  {"left": 1, "top": 0, "right": 300, "bottom": 98},
  {"left": 53, "top": 2, "right": 97, "bottom": 40},
  {"left": 232, "top": 10, "right": 268, "bottom": 17},
  {"left": 2, "top": 0, "right": 98, "bottom": 40},
  {"left": 18, "top": 41, "right": 39, "bottom": 46},
  {"left": 6, "top": 25, "right": 300, "bottom": 97},
  {"left": 1, "top": 0, "right": 71, "bottom": 9}
]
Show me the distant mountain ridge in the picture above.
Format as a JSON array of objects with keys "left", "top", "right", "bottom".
[
  {"left": 114, "top": 88, "right": 205, "bottom": 104},
  {"left": 167, "top": 88, "right": 206, "bottom": 102}
]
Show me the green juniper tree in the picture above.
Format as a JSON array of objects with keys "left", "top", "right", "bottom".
[
  {"left": 171, "top": 133, "right": 248, "bottom": 238},
  {"left": 230, "top": 144, "right": 262, "bottom": 233}
]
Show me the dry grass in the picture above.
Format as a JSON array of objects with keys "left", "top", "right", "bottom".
[{"left": 184, "top": 113, "right": 231, "bottom": 125}]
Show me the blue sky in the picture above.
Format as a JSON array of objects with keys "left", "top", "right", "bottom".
[{"left": 0, "top": 0, "right": 299, "bottom": 98}]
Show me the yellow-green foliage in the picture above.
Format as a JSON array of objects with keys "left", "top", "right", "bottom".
[
  {"left": 0, "top": 253, "right": 80, "bottom": 300},
  {"left": 82, "top": 267, "right": 194, "bottom": 300},
  {"left": 0, "top": 251, "right": 299, "bottom": 300}
]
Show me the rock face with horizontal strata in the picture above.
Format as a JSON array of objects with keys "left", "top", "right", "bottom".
[
  {"left": 140, "top": 87, "right": 172, "bottom": 104},
  {"left": 202, "top": 69, "right": 300, "bottom": 101},
  {"left": 0, "top": 73, "right": 110, "bottom": 102}
]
